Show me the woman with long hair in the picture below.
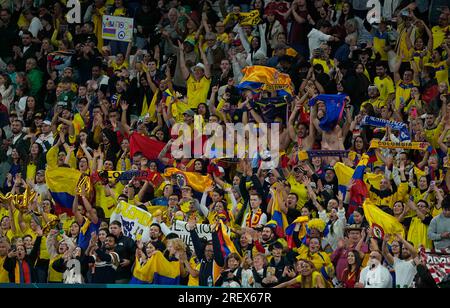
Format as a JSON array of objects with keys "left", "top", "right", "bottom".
[
  {"left": 25, "top": 142, "right": 46, "bottom": 182},
  {"left": 23, "top": 96, "right": 41, "bottom": 129},
  {"left": 340, "top": 250, "right": 362, "bottom": 288}
]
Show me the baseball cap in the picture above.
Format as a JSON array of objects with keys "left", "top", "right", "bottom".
[
  {"left": 36, "top": 169, "right": 45, "bottom": 176},
  {"left": 183, "top": 109, "right": 195, "bottom": 117},
  {"left": 193, "top": 63, "right": 205, "bottom": 71},
  {"left": 184, "top": 37, "right": 196, "bottom": 47},
  {"left": 42, "top": 120, "right": 52, "bottom": 126}
]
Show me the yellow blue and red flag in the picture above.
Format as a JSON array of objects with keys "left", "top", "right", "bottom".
[{"left": 45, "top": 167, "right": 83, "bottom": 216}]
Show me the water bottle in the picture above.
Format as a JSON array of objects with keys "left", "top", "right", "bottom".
[{"left": 207, "top": 276, "right": 213, "bottom": 287}]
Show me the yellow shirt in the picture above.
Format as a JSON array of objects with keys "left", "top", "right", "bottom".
[
  {"left": 295, "top": 271, "right": 325, "bottom": 288},
  {"left": 0, "top": 206, "right": 8, "bottom": 221},
  {"left": 373, "top": 35, "right": 388, "bottom": 61},
  {"left": 26, "top": 163, "right": 37, "bottom": 183},
  {"left": 48, "top": 255, "right": 64, "bottom": 282},
  {"left": 361, "top": 97, "right": 386, "bottom": 110},
  {"left": 412, "top": 49, "right": 431, "bottom": 72},
  {"left": 427, "top": 61, "right": 449, "bottom": 86},
  {"left": 69, "top": 113, "right": 85, "bottom": 144},
  {"left": 312, "top": 58, "right": 335, "bottom": 75},
  {"left": 374, "top": 76, "right": 395, "bottom": 100},
  {"left": 397, "top": 27, "right": 413, "bottom": 62},
  {"left": 296, "top": 245, "right": 331, "bottom": 271},
  {"left": 287, "top": 175, "right": 309, "bottom": 209},
  {"left": 94, "top": 181, "right": 124, "bottom": 218},
  {"left": 187, "top": 257, "right": 200, "bottom": 286},
  {"left": 424, "top": 122, "right": 444, "bottom": 150},
  {"left": 0, "top": 256, "right": 9, "bottom": 283},
  {"left": 432, "top": 25, "right": 449, "bottom": 50},
  {"left": 110, "top": 60, "right": 129, "bottom": 72},
  {"left": 186, "top": 75, "right": 211, "bottom": 109},
  {"left": 395, "top": 80, "right": 419, "bottom": 110}
]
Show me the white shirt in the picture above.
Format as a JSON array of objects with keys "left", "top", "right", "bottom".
[
  {"left": 359, "top": 264, "right": 393, "bottom": 288},
  {"left": 307, "top": 28, "right": 331, "bottom": 59},
  {"left": 319, "top": 208, "right": 346, "bottom": 250},
  {"left": 28, "top": 17, "right": 43, "bottom": 38},
  {"left": 36, "top": 132, "right": 55, "bottom": 152},
  {"left": 393, "top": 258, "right": 417, "bottom": 288}
]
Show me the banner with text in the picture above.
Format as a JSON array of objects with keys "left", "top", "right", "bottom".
[
  {"left": 110, "top": 201, "right": 152, "bottom": 242},
  {"left": 102, "top": 15, "right": 134, "bottom": 42},
  {"left": 419, "top": 248, "right": 450, "bottom": 285}
]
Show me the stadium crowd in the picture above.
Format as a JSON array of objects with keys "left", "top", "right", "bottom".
[{"left": 0, "top": 0, "right": 450, "bottom": 288}]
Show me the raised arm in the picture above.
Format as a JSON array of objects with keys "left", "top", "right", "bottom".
[
  {"left": 120, "top": 101, "right": 131, "bottom": 136},
  {"left": 381, "top": 234, "right": 395, "bottom": 265},
  {"left": 198, "top": 39, "right": 211, "bottom": 79},
  {"left": 177, "top": 41, "right": 190, "bottom": 81},
  {"left": 72, "top": 194, "right": 84, "bottom": 225},
  {"left": 80, "top": 185, "right": 98, "bottom": 224}
]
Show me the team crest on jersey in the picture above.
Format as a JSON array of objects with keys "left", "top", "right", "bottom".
[{"left": 372, "top": 223, "right": 385, "bottom": 240}]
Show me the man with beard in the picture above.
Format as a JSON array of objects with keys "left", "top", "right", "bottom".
[
  {"left": 361, "top": 84, "right": 385, "bottom": 115},
  {"left": 382, "top": 233, "right": 418, "bottom": 288},
  {"left": 374, "top": 62, "right": 395, "bottom": 103},
  {"left": 252, "top": 225, "right": 277, "bottom": 256},
  {"left": 85, "top": 233, "right": 120, "bottom": 284},
  {"left": 7, "top": 119, "right": 29, "bottom": 157},
  {"left": 356, "top": 250, "right": 392, "bottom": 288},
  {"left": 148, "top": 223, "right": 166, "bottom": 252}
]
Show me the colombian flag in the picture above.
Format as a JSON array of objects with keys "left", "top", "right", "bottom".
[
  {"left": 163, "top": 168, "right": 213, "bottom": 193},
  {"left": 238, "top": 66, "right": 293, "bottom": 95},
  {"left": 216, "top": 220, "right": 240, "bottom": 258},
  {"left": 333, "top": 162, "right": 383, "bottom": 198},
  {"left": 213, "top": 221, "right": 240, "bottom": 284},
  {"left": 268, "top": 187, "right": 289, "bottom": 238},
  {"left": 131, "top": 251, "right": 180, "bottom": 285},
  {"left": 349, "top": 154, "right": 369, "bottom": 214},
  {"left": 285, "top": 216, "right": 309, "bottom": 249},
  {"left": 363, "top": 199, "right": 405, "bottom": 240},
  {"left": 308, "top": 94, "right": 347, "bottom": 132},
  {"left": 45, "top": 167, "right": 83, "bottom": 215}
]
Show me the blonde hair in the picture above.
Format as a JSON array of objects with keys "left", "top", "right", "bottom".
[{"left": 167, "top": 238, "right": 187, "bottom": 253}]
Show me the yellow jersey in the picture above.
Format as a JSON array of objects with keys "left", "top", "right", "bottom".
[
  {"left": 0, "top": 256, "right": 9, "bottom": 283},
  {"left": 395, "top": 80, "right": 419, "bottom": 110},
  {"left": 432, "top": 25, "right": 449, "bottom": 50},
  {"left": 427, "top": 61, "right": 449, "bottom": 86},
  {"left": 361, "top": 97, "right": 387, "bottom": 110},
  {"left": 287, "top": 175, "right": 309, "bottom": 209},
  {"left": 186, "top": 75, "right": 211, "bottom": 109},
  {"left": 374, "top": 76, "right": 395, "bottom": 100},
  {"left": 312, "top": 58, "right": 335, "bottom": 75},
  {"left": 373, "top": 32, "right": 388, "bottom": 61}
]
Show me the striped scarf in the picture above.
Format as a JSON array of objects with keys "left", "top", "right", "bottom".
[{"left": 14, "top": 260, "right": 31, "bottom": 284}]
